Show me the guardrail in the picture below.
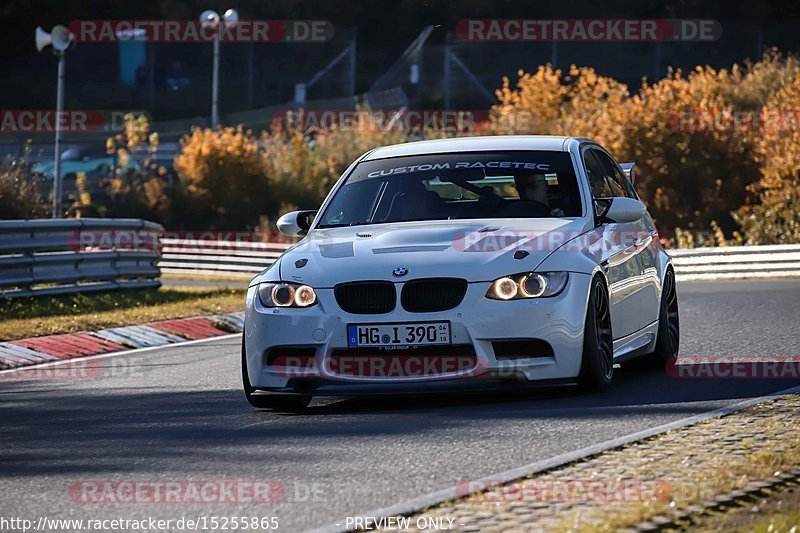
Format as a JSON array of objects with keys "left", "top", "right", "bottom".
[
  {"left": 0, "top": 218, "right": 163, "bottom": 298},
  {"left": 669, "top": 244, "right": 800, "bottom": 280},
  {"left": 158, "top": 238, "right": 291, "bottom": 278},
  {"left": 157, "top": 238, "right": 800, "bottom": 281}
]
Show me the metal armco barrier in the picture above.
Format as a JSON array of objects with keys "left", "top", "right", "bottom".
[
  {"left": 158, "top": 237, "right": 800, "bottom": 281},
  {"left": 0, "top": 218, "right": 163, "bottom": 298},
  {"left": 158, "top": 238, "right": 291, "bottom": 278},
  {"left": 669, "top": 244, "right": 800, "bottom": 280}
]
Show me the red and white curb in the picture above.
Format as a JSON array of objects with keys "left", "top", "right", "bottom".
[{"left": 0, "top": 312, "right": 244, "bottom": 370}]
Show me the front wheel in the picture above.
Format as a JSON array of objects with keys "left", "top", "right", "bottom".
[
  {"left": 242, "top": 340, "right": 311, "bottom": 411},
  {"left": 578, "top": 276, "right": 614, "bottom": 391}
]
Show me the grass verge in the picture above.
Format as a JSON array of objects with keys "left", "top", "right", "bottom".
[
  {"left": 402, "top": 394, "right": 800, "bottom": 533},
  {"left": 0, "top": 286, "right": 246, "bottom": 341},
  {"left": 687, "top": 480, "right": 800, "bottom": 532}
]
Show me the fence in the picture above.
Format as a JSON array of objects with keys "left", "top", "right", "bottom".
[
  {"left": 1, "top": 226, "right": 796, "bottom": 294},
  {"left": 669, "top": 244, "right": 800, "bottom": 281},
  {"left": 158, "top": 238, "right": 290, "bottom": 278},
  {"left": 156, "top": 238, "right": 800, "bottom": 281},
  {"left": 0, "top": 218, "right": 163, "bottom": 298}
]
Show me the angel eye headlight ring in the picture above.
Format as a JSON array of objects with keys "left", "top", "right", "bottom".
[
  {"left": 486, "top": 272, "right": 568, "bottom": 300},
  {"left": 257, "top": 282, "right": 318, "bottom": 308}
]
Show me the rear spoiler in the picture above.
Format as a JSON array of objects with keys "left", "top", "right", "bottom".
[{"left": 620, "top": 162, "right": 636, "bottom": 183}]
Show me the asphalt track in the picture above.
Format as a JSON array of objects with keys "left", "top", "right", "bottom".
[{"left": 1, "top": 279, "right": 799, "bottom": 532}]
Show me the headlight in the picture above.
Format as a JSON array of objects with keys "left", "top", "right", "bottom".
[
  {"left": 486, "top": 272, "right": 568, "bottom": 300},
  {"left": 257, "top": 282, "right": 317, "bottom": 308}
]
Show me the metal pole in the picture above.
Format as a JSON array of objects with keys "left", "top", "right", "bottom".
[
  {"left": 211, "top": 26, "right": 220, "bottom": 128},
  {"left": 52, "top": 51, "right": 65, "bottom": 218}
]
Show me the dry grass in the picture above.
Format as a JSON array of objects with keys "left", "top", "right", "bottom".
[
  {"left": 549, "top": 401, "right": 800, "bottom": 532},
  {"left": 0, "top": 286, "right": 245, "bottom": 341},
  {"left": 406, "top": 396, "right": 800, "bottom": 533},
  {"left": 689, "top": 481, "right": 800, "bottom": 533}
]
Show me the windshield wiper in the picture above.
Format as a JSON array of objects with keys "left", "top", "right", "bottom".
[{"left": 317, "top": 222, "right": 362, "bottom": 229}]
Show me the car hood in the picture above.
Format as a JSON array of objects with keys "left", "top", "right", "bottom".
[{"left": 254, "top": 218, "right": 591, "bottom": 287}]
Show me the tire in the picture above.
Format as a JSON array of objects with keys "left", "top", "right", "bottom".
[
  {"left": 578, "top": 276, "right": 614, "bottom": 391},
  {"left": 627, "top": 267, "right": 680, "bottom": 370},
  {"left": 241, "top": 340, "right": 311, "bottom": 411}
]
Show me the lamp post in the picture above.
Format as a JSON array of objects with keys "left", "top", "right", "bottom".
[
  {"left": 35, "top": 25, "right": 74, "bottom": 218},
  {"left": 200, "top": 9, "right": 238, "bottom": 128}
]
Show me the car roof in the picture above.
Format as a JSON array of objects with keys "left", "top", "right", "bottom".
[{"left": 362, "top": 135, "right": 589, "bottom": 161}]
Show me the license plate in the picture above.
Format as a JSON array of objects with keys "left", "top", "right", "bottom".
[{"left": 347, "top": 322, "right": 451, "bottom": 348}]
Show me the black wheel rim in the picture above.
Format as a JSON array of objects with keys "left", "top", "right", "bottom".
[
  {"left": 664, "top": 270, "right": 680, "bottom": 357},
  {"left": 594, "top": 281, "right": 614, "bottom": 380}
]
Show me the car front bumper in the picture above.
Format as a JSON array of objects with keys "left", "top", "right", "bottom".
[{"left": 243, "top": 273, "right": 592, "bottom": 394}]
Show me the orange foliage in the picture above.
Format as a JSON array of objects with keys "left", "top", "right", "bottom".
[{"left": 491, "top": 51, "right": 800, "bottom": 237}]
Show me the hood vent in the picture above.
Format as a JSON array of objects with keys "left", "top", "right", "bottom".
[{"left": 372, "top": 245, "right": 449, "bottom": 254}]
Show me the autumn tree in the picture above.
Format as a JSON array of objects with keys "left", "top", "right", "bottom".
[
  {"left": 174, "top": 126, "right": 272, "bottom": 229},
  {"left": 734, "top": 69, "right": 800, "bottom": 243},
  {"left": 490, "top": 53, "right": 799, "bottom": 235}
]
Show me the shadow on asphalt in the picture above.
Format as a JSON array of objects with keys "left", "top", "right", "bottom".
[
  {"left": 295, "top": 363, "right": 800, "bottom": 415},
  {"left": 1, "top": 363, "right": 797, "bottom": 479},
  {"left": 4, "top": 279, "right": 799, "bottom": 495}
]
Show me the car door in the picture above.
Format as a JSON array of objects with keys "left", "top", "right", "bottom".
[
  {"left": 593, "top": 149, "right": 661, "bottom": 329},
  {"left": 581, "top": 148, "right": 643, "bottom": 339}
]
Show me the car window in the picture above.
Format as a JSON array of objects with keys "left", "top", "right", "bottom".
[
  {"left": 60, "top": 147, "right": 81, "bottom": 161},
  {"left": 582, "top": 150, "right": 613, "bottom": 198},
  {"left": 593, "top": 150, "right": 637, "bottom": 199},
  {"left": 317, "top": 151, "right": 583, "bottom": 227}
]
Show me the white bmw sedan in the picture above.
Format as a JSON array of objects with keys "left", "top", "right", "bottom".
[{"left": 242, "top": 136, "right": 679, "bottom": 410}]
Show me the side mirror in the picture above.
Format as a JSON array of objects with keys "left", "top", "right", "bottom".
[
  {"left": 277, "top": 210, "right": 317, "bottom": 237},
  {"left": 595, "top": 197, "right": 646, "bottom": 224},
  {"left": 620, "top": 162, "right": 636, "bottom": 184}
]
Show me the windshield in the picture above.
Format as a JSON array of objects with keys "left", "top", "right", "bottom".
[{"left": 317, "top": 151, "right": 582, "bottom": 228}]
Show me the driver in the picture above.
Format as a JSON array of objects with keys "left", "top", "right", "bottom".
[{"left": 513, "top": 174, "right": 565, "bottom": 216}]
